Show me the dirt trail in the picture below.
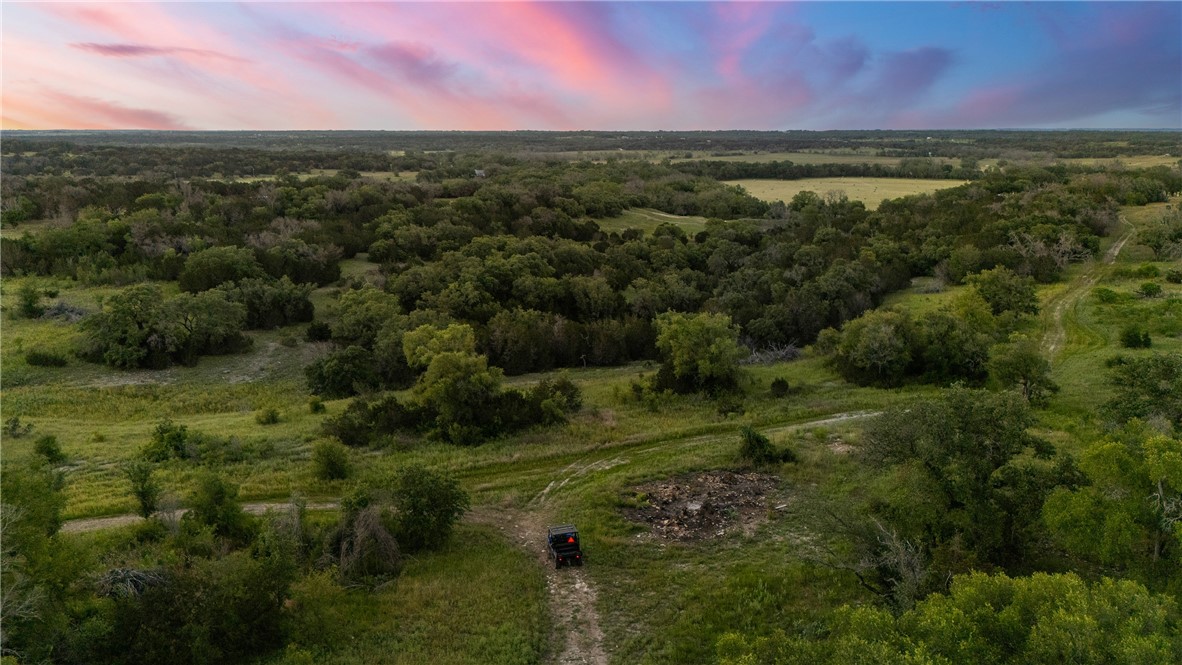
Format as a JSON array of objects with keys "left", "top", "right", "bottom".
[{"left": 1042, "top": 218, "right": 1135, "bottom": 359}]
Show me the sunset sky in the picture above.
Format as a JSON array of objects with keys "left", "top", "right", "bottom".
[{"left": 3, "top": 1, "right": 1179, "bottom": 131}]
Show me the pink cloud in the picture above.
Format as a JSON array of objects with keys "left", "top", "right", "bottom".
[{"left": 39, "top": 90, "right": 191, "bottom": 130}]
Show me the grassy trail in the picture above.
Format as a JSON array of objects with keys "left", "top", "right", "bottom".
[{"left": 1041, "top": 217, "right": 1136, "bottom": 361}]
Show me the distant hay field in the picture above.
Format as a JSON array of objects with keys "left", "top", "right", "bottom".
[
  {"left": 726, "top": 177, "right": 969, "bottom": 210},
  {"left": 674, "top": 151, "right": 917, "bottom": 166},
  {"left": 1061, "top": 155, "right": 1180, "bottom": 169}
]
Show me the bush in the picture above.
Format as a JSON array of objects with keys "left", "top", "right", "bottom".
[
  {"left": 305, "top": 320, "right": 332, "bottom": 342},
  {"left": 337, "top": 505, "right": 403, "bottom": 586},
  {"left": 390, "top": 465, "right": 470, "bottom": 553},
  {"left": 738, "top": 426, "right": 796, "bottom": 465},
  {"left": 123, "top": 459, "right": 161, "bottom": 518},
  {"left": 255, "top": 408, "right": 280, "bottom": 425},
  {"left": 1119, "top": 325, "right": 1152, "bottom": 349},
  {"left": 1167, "top": 269, "right": 1182, "bottom": 284},
  {"left": 1139, "top": 282, "right": 1163, "bottom": 298},
  {"left": 34, "top": 435, "right": 66, "bottom": 464},
  {"left": 17, "top": 282, "right": 44, "bottom": 318},
  {"left": 141, "top": 419, "right": 191, "bottom": 462},
  {"left": 185, "top": 473, "right": 255, "bottom": 544},
  {"left": 1092, "top": 287, "right": 1122, "bottom": 304},
  {"left": 308, "top": 397, "right": 326, "bottom": 414},
  {"left": 3, "top": 416, "right": 33, "bottom": 438},
  {"left": 312, "top": 440, "right": 351, "bottom": 480},
  {"left": 25, "top": 349, "right": 68, "bottom": 367},
  {"left": 178, "top": 246, "right": 264, "bottom": 293},
  {"left": 770, "top": 377, "right": 791, "bottom": 397},
  {"left": 305, "top": 345, "right": 380, "bottom": 398},
  {"left": 968, "top": 266, "right": 1039, "bottom": 315},
  {"left": 105, "top": 551, "right": 293, "bottom": 665}
]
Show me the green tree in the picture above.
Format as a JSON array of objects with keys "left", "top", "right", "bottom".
[
  {"left": 0, "top": 459, "right": 75, "bottom": 662},
  {"left": 106, "top": 551, "right": 292, "bottom": 665},
  {"left": 1044, "top": 424, "right": 1182, "bottom": 574},
  {"left": 304, "top": 345, "right": 380, "bottom": 398},
  {"left": 1105, "top": 353, "right": 1182, "bottom": 430},
  {"left": 80, "top": 283, "right": 184, "bottom": 369},
  {"left": 969, "top": 266, "right": 1039, "bottom": 316},
  {"left": 177, "top": 245, "right": 264, "bottom": 293},
  {"left": 989, "top": 333, "right": 1059, "bottom": 406},
  {"left": 389, "top": 464, "right": 470, "bottom": 552},
  {"left": 862, "top": 388, "right": 1057, "bottom": 567},
  {"left": 654, "top": 311, "right": 745, "bottom": 390},
  {"left": 404, "top": 324, "right": 504, "bottom": 442},
  {"left": 718, "top": 572, "right": 1182, "bottom": 665},
  {"left": 827, "top": 309, "right": 917, "bottom": 387}
]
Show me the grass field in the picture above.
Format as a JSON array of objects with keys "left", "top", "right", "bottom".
[
  {"left": 726, "top": 177, "right": 969, "bottom": 209},
  {"left": 599, "top": 208, "right": 710, "bottom": 235}
]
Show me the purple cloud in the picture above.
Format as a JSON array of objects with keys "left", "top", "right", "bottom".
[
  {"left": 366, "top": 42, "right": 457, "bottom": 87},
  {"left": 72, "top": 42, "right": 244, "bottom": 62}
]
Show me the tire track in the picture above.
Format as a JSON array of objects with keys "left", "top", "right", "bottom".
[{"left": 1042, "top": 217, "right": 1134, "bottom": 359}]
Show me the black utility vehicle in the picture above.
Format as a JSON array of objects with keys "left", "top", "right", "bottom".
[{"left": 547, "top": 524, "right": 583, "bottom": 569}]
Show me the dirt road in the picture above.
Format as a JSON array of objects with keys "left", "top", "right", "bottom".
[{"left": 1042, "top": 218, "right": 1135, "bottom": 359}]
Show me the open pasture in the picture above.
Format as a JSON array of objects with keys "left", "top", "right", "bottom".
[
  {"left": 726, "top": 177, "right": 969, "bottom": 209},
  {"left": 599, "top": 208, "right": 710, "bottom": 236}
]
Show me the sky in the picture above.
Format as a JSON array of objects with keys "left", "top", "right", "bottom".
[{"left": 2, "top": 1, "right": 1179, "bottom": 131}]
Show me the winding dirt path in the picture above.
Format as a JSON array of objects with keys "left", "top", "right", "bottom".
[{"left": 1042, "top": 218, "right": 1135, "bottom": 359}]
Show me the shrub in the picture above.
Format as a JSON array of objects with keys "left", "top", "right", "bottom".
[
  {"left": 106, "top": 551, "right": 292, "bottom": 665},
  {"left": 1139, "top": 282, "right": 1163, "bottom": 298},
  {"left": 304, "top": 345, "right": 380, "bottom": 398},
  {"left": 178, "top": 246, "right": 264, "bottom": 293},
  {"left": 34, "top": 435, "right": 66, "bottom": 464},
  {"left": 1092, "top": 287, "right": 1121, "bottom": 304},
  {"left": 312, "top": 440, "right": 351, "bottom": 481},
  {"left": 3, "top": 416, "right": 33, "bottom": 438},
  {"left": 390, "top": 465, "right": 470, "bottom": 553},
  {"left": 738, "top": 426, "right": 796, "bottom": 465},
  {"left": 255, "top": 408, "right": 281, "bottom": 425},
  {"left": 25, "top": 349, "right": 68, "bottom": 367},
  {"left": 305, "top": 320, "right": 332, "bottom": 342},
  {"left": 337, "top": 505, "right": 402, "bottom": 586},
  {"left": 16, "top": 282, "right": 44, "bottom": 318},
  {"left": 123, "top": 459, "right": 161, "bottom": 518},
  {"left": 308, "top": 397, "right": 326, "bottom": 414},
  {"left": 1167, "top": 269, "right": 1182, "bottom": 284},
  {"left": 185, "top": 473, "right": 255, "bottom": 544},
  {"left": 968, "top": 266, "right": 1039, "bottom": 315},
  {"left": 141, "top": 419, "right": 191, "bottom": 462},
  {"left": 770, "top": 377, "right": 791, "bottom": 397},
  {"left": 1119, "top": 325, "right": 1152, "bottom": 349},
  {"left": 1133, "top": 263, "right": 1161, "bottom": 278}
]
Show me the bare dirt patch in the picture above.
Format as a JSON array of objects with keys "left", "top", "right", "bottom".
[{"left": 621, "top": 470, "right": 782, "bottom": 541}]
